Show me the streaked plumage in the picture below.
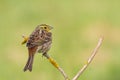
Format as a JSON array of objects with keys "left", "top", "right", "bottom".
[{"left": 24, "top": 24, "right": 52, "bottom": 72}]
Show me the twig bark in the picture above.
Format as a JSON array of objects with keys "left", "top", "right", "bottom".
[
  {"left": 72, "top": 37, "right": 103, "bottom": 80},
  {"left": 43, "top": 53, "right": 69, "bottom": 80},
  {"left": 58, "top": 67, "right": 69, "bottom": 80}
]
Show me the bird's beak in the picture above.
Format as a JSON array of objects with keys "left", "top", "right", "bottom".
[{"left": 49, "top": 26, "right": 53, "bottom": 30}]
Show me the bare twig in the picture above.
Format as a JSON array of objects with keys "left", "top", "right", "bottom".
[
  {"left": 72, "top": 37, "right": 103, "bottom": 80},
  {"left": 43, "top": 53, "right": 69, "bottom": 80},
  {"left": 58, "top": 67, "right": 69, "bottom": 80},
  {"left": 21, "top": 34, "right": 28, "bottom": 45},
  {"left": 42, "top": 37, "right": 103, "bottom": 80}
]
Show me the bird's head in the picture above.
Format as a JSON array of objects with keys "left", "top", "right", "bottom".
[{"left": 39, "top": 24, "right": 53, "bottom": 32}]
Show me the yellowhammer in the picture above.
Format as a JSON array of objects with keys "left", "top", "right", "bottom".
[{"left": 22, "top": 24, "right": 53, "bottom": 72}]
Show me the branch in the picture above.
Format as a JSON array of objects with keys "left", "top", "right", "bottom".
[
  {"left": 72, "top": 37, "right": 103, "bottom": 80},
  {"left": 43, "top": 53, "right": 69, "bottom": 80},
  {"left": 58, "top": 67, "right": 69, "bottom": 80}
]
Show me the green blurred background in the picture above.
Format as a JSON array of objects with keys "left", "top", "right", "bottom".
[{"left": 0, "top": 0, "right": 120, "bottom": 80}]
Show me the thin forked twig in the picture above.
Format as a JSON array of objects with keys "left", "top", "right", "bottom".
[
  {"left": 43, "top": 37, "right": 103, "bottom": 80},
  {"left": 72, "top": 37, "right": 103, "bottom": 80}
]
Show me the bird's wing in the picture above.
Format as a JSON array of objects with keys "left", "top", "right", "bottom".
[
  {"left": 33, "top": 31, "right": 52, "bottom": 46},
  {"left": 26, "top": 27, "right": 52, "bottom": 48},
  {"left": 26, "top": 27, "right": 41, "bottom": 48}
]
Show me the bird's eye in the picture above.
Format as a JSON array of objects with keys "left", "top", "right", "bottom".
[{"left": 44, "top": 27, "right": 47, "bottom": 29}]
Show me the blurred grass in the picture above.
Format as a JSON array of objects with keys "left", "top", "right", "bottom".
[{"left": 0, "top": 0, "right": 120, "bottom": 80}]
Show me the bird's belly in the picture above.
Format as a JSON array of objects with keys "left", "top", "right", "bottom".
[{"left": 37, "top": 41, "right": 52, "bottom": 54}]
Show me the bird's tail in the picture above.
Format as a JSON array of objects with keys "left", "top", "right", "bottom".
[{"left": 23, "top": 55, "right": 34, "bottom": 72}]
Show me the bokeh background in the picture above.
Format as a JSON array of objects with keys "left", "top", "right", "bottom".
[{"left": 0, "top": 0, "right": 120, "bottom": 80}]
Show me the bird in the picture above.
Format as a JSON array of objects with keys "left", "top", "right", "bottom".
[{"left": 23, "top": 24, "right": 53, "bottom": 72}]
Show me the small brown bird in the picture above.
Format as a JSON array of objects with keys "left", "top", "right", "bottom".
[{"left": 23, "top": 24, "right": 53, "bottom": 72}]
